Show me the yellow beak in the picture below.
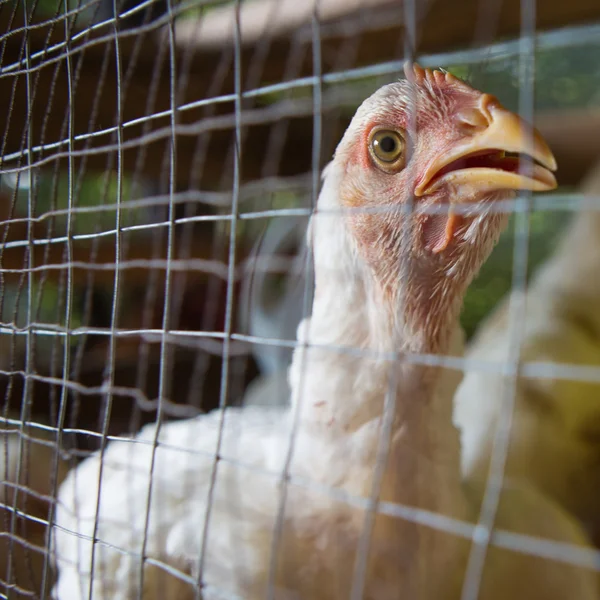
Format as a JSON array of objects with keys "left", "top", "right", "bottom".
[{"left": 414, "top": 99, "right": 557, "bottom": 199}]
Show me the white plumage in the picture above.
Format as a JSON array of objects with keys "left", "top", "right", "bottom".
[{"left": 52, "top": 65, "right": 597, "bottom": 599}]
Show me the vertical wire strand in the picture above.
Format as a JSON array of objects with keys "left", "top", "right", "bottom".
[
  {"left": 349, "top": 1, "right": 417, "bottom": 596},
  {"left": 460, "top": 1, "right": 537, "bottom": 598},
  {"left": 135, "top": 0, "right": 179, "bottom": 594},
  {"left": 349, "top": 369, "right": 402, "bottom": 600},
  {"left": 4, "top": 1, "right": 35, "bottom": 596},
  {"left": 25, "top": 2, "right": 72, "bottom": 598},
  {"left": 85, "top": 3, "right": 125, "bottom": 598},
  {"left": 40, "top": 0, "right": 78, "bottom": 592},
  {"left": 467, "top": 0, "right": 503, "bottom": 82},
  {"left": 264, "top": 2, "right": 322, "bottom": 598},
  {"left": 194, "top": 1, "right": 243, "bottom": 596},
  {"left": 0, "top": 5, "right": 31, "bottom": 537}
]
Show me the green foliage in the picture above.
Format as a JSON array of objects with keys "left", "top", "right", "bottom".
[
  {"left": 461, "top": 206, "right": 570, "bottom": 338},
  {"left": 0, "top": 171, "right": 145, "bottom": 348},
  {"left": 33, "top": 171, "right": 144, "bottom": 235},
  {"left": 453, "top": 43, "right": 600, "bottom": 113}
]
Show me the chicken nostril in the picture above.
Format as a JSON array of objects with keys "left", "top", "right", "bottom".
[
  {"left": 478, "top": 93, "right": 501, "bottom": 121},
  {"left": 456, "top": 108, "right": 488, "bottom": 133}
]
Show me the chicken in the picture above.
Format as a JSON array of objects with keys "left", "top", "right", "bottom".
[
  {"left": 454, "top": 156, "right": 600, "bottom": 547},
  {"left": 51, "top": 64, "right": 597, "bottom": 600}
]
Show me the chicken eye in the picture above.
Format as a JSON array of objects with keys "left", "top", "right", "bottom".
[{"left": 369, "top": 129, "right": 406, "bottom": 171}]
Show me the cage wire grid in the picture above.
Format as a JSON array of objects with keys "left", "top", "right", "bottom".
[{"left": 0, "top": 0, "right": 599, "bottom": 598}]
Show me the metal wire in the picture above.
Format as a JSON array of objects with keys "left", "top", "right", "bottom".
[
  {"left": 0, "top": 22, "right": 598, "bottom": 171},
  {"left": 1, "top": 0, "right": 600, "bottom": 598},
  {"left": 460, "top": 0, "right": 538, "bottom": 596},
  {"left": 4, "top": 0, "right": 36, "bottom": 593},
  {"left": 263, "top": 4, "right": 323, "bottom": 599}
]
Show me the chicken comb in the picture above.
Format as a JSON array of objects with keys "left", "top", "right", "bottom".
[{"left": 403, "top": 61, "right": 462, "bottom": 88}]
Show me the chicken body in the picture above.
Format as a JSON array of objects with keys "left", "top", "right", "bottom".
[
  {"left": 53, "top": 307, "right": 470, "bottom": 599},
  {"left": 455, "top": 161, "right": 600, "bottom": 546},
  {"left": 53, "top": 400, "right": 598, "bottom": 600},
  {"left": 52, "top": 66, "right": 597, "bottom": 599}
]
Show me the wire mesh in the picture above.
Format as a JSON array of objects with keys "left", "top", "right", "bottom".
[{"left": 0, "top": 0, "right": 600, "bottom": 598}]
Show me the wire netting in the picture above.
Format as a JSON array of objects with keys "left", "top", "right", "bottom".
[{"left": 1, "top": 0, "right": 600, "bottom": 598}]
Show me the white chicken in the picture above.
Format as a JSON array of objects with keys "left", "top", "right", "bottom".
[
  {"left": 455, "top": 157, "right": 600, "bottom": 547},
  {"left": 51, "top": 64, "right": 597, "bottom": 599}
]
